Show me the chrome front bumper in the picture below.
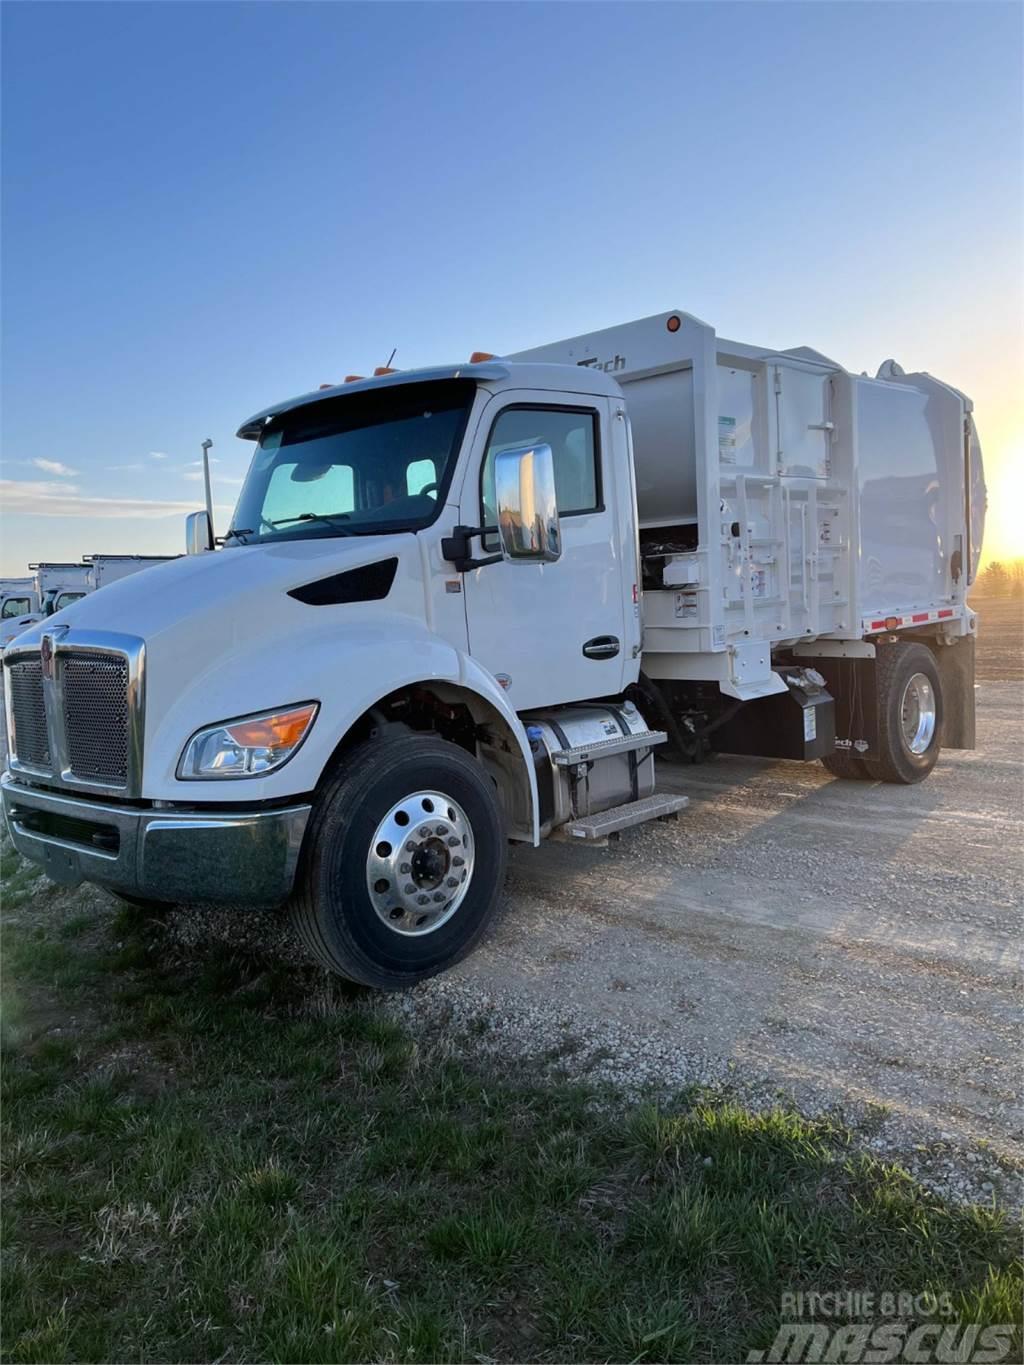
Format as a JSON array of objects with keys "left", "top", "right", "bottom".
[{"left": 1, "top": 774, "right": 311, "bottom": 908}]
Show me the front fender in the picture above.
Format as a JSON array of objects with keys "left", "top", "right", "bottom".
[{"left": 145, "top": 619, "right": 540, "bottom": 842}]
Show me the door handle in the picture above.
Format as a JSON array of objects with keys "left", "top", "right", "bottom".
[{"left": 582, "top": 635, "right": 620, "bottom": 660}]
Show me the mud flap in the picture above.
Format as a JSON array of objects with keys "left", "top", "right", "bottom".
[{"left": 931, "top": 634, "right": 976, "bottom": 750}]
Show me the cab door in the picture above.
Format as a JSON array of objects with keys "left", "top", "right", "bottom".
[{"left": 460, "top": 392, "right": 630, "bottom": 712}]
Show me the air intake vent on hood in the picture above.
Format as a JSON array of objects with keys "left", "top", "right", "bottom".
[{"left": 288, "top": 557, "right": 398, "bottom": 606}]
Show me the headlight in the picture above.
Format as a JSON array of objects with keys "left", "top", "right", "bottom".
[{"left": 177, "top": 702, "right": 318, "bottom": 779}]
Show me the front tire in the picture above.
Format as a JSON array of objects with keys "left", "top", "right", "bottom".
[
  {"left": 290, "top": 733, "right": 507, "bottom": 989},
  {"left": 864, "top": 642, "right": 943, "bottom": 784}
]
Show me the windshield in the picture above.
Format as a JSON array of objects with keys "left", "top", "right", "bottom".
[{"left": 229, "top": 379, "right": 475, "bottom": 545}]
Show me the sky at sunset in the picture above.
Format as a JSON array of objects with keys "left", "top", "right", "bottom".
[{"left": 2, "top": 1, "right": 1022, "bottom": 574}]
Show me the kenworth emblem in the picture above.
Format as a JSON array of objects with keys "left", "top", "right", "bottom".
[{"left": 40, "top": 626, "right": 68, "bottom": 679}]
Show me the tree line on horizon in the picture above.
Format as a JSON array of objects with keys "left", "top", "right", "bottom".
[{"left": 973, "top": 558, "right": 1024, "bottom": 598}]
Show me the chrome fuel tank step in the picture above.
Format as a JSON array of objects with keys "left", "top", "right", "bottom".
[{"left": 562, "top": 792, "right": 689, "bottom": 841}]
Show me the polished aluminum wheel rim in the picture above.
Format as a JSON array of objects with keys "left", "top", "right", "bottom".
[
  {"left": 900, "top": 672, "right": 937, "bottom": 755},
  {"left": 366, "top": 790, "right": 474, "bottom": 936}
]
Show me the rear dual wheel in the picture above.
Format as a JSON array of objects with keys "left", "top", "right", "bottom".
[{"left": 290, "top": 733, "right": 506, "bottom": 989}]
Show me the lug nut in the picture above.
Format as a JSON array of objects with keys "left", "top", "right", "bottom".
[
  {"left": 447, "top": 877, "right": 458, "bottom": 888},
  {"left": 418, "top": 826, "right": 431, "bottom": 838},
  {"left": 452, "top": 856, "right": 464, "bottom": 867},
  {"left": 433, "top": 892, "right": 445, "bottom": 903},
  {"left": 447, "top": 837, "right": 460, "bottom": 848},
  {"left": 417, "top": 894, "right": 430, "bottom": 906},
  {"left": 405, "top": 842, "right": 417, "bottom": 853},
  {"left": 404, "top": 885, "right": 416, "bottom": 895},
  {"left": 436, "top": 825, "right": 449, "bottom": 836},
  {"left": 399, "top": 862, "right": 411, "bottom": 874}
]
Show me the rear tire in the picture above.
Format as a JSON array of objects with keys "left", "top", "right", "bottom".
[
  {"left": 290, "top": 733, "right": 507, "bottom": 989},
  {"left": 863, "top": 642, "right": 943, "bottom": 785},
  {"left": 820, "top": 750, "right": 872, "bottom": 780}
]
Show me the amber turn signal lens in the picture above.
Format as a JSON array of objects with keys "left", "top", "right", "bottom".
[
  {"left": 470, "top": 351, "right": 496, "bottom": 363},
  {"left": 225, "top": 704, "right": 317, "bottom": 750}
]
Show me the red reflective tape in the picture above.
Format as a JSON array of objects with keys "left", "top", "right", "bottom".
[
  {"left": 938, "top": 609, "right": 953, "bottom": 618},
  {"left": 870, "top": 620, "right": 886, "bottom": 630},
  {"left": 911, "top": 612, "right": 929, "bottom": 622}
]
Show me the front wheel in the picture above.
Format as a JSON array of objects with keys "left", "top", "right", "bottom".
[{"left": 290, "top": 733, "right": 507, "bottom": 988}]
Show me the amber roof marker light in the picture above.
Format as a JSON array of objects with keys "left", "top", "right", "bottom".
[
  {"left": 470, "top": 351, "right": 496, "bottom": 363},
  {"left": 667, "top": 315, "right": 681, "bottom": 333}
]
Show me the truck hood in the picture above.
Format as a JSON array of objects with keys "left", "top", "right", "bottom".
[{"left": 8, "top": 533, "right": 441, "bottom": 797}]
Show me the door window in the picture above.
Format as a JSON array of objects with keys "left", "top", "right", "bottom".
[
  {"left": 1, "top": 597, "right": 30, "bottom": 619},
  {"left": 54, "top": 592, "right": 86, "bottom": 612},
  {"left": 481, "top": 406, "right": 599, "bottom": 548}
]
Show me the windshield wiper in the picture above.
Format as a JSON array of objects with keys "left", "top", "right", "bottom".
[
  {"left": 219, "top": 527, "right": 254, "bottom": 545},
  {"left": 267, "top": 512, "right": 353, "bottom": 533}
]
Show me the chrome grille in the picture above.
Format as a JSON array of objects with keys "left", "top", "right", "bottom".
[
  {"left": 8, "top": 659, "right": 50, "bottom": 769},
  {"left": 62, "top": 652, "right": 129, "bottom": 785}
]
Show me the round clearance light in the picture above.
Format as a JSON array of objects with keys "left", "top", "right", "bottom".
[{"left": 667, "top": 315, "right": 681, "bottom": 333}]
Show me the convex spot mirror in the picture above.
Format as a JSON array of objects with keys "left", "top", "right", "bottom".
[{"left": 493, "top": 443, "right": 562, "bottom": 564}]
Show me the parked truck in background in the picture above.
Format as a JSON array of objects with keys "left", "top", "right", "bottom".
[
  {"left": 0, "top": 564, "right": 90, "bottom": 652},
  {"left": 30, "top": 562, "right": 93, "bottom": 617},
  {"left": 84, "top": 554, "right": 178, "bottom": 591},
  {"left": 0, "top": 578, "right": 39, "bottom": 624},
  {"left": 2, "top": 310, "right": 985, "bottom": 989}
]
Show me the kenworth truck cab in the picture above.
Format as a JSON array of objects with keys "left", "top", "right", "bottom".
[{"left": 2, "top": 311, "right": 984, "bottom": 988}]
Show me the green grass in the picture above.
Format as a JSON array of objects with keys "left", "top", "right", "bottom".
[{"left": 1, "top": 851, "right": 1020, "bottom": 1363}]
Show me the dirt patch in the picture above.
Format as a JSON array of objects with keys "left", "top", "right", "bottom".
[{"left": 973, "top": 594, "right": 1024, "bottom": 681}]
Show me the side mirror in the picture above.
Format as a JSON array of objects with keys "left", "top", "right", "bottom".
[
  {"left": 185, "top": 510, "right": 214, "bottom": 555},
  {"left": 493, "top": 443, "right": 562, "bottom": 564}
]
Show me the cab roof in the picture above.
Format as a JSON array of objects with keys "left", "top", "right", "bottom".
[{"left": 236, "top": 360, "right": 623, "bottom": 439}]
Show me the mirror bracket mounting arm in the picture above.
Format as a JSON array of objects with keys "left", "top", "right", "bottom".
[{"left": 441, "top": 525, "right": 501, "bottom": 573}]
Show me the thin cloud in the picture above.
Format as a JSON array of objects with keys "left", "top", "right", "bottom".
[
  {"left": 185, "top": 457, "right": 219, "bottom": 466},
  {"left": 184, "top": 470, "right": 242, "bottom": 485},
  {"left": 106, "top": 463, "right": 145, "bottom": 472},
  {"left": 149, "top": 451, "right": 168, "bottom": 460},
  {"left": 1, "top": 479, "right": 199, "bottom": 520},
  {"left": 33, "top": 458, "right": 78, "bottom": 477}
]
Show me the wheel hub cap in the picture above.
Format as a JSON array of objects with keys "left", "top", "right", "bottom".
[
  {"left": 900, "top": 672, "right": 937, "bottom": 755},
  {"left": 366, "top": 790, "right": 475, "bottom": 936}
]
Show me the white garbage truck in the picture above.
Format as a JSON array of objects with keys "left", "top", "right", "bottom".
[{"left": 2, "top": 310, "right": 985, "bottom": 988}]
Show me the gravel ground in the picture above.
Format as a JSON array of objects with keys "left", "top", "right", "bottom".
[{"left": 162, "top": 609, "right": 1023, "bottom": 1214}]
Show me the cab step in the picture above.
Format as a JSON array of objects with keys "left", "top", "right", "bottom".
[
  {"left": 550, "top": 729, "right": 667, "bottom": 767},
  {"left": 562, "top": 792, "right": 688, "bottom": 842}
]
